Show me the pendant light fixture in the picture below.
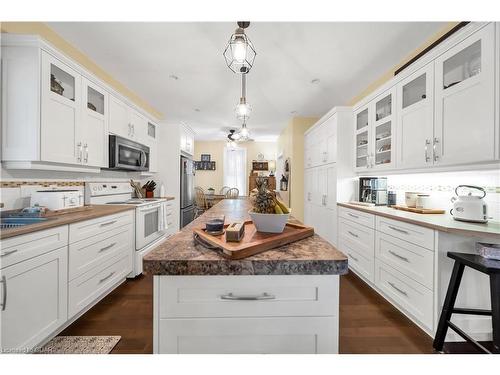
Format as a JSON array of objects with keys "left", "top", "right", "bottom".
[
  {"left": 223, "top": 21, "right": 256, "bottom": 74},
  {"left": 235, "top": 73, "right": 252, "bottom": 121}
]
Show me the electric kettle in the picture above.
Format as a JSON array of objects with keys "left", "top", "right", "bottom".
[{"left": 450, "top": 185, "right": 488, "bottom": 223}]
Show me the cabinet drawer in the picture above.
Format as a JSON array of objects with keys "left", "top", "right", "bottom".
[
  {"left": 375, "top": 259, "right": 433, "bottom": 331},
  {"left": 0, "top": 226, "right": 68, "bottom": 269},
  {"left": 69, "top": 224, "right": 133, "bottom": 280},
  {"left": 69, "top": 210, "right": 133, "bottom": 244},
  {"left": 68, "top": 252, "right": 131, "bottom": 318},
  {"left": 157, "top": 275, "right": 339, "bottom": 318},
  {"left": 338, "top": 206, "right": 375, "bottom": 228},
  {"left": 158, "top": 316, "right": 338, "bottom": 354},
  {"left": 340, "top": 238, "right": 374, "bottom": 283},
  {"left": 338, "top": 218, "right": 375, "bottom": 258},
  {"left": 375, "top": 232, "right": 434, "bottom": 289},
  {"left": 376, "top": 216, "right": 434, "bottom": 250}
]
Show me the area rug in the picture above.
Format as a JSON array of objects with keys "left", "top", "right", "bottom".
[{"left": 36, "top": 336, "right": 121, "bottom": 354}]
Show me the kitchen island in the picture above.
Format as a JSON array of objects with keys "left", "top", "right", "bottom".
[{"left": 143, "top": 199, "right": 348, "bottom": 354}]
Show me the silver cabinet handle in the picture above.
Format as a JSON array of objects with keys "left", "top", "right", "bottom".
[
  {"left": 99, "top": 242, "right": 116, "bottom": 253},
  {"left": 132, "top": 124, "right": 135, "bottom": 137},
  {"left": 307, "top": 192, "right": 311, "bottom": 202},
  {"left": 388, "top": 225, "right": 409, "bottom": 235},
  {"left": 433, "top": 137, "right": 440, "bottom": 162},
  {"left": 1, "top": 275, "right": 7, "bottom": 311},
  {"left": 100, "top": 220, "right": 117, "bottom": 227},
  {"left": 424, "top": 139, "right": 431, "bottom": 162},
  {"left": 220, "top": 292, "right": 275, "bottom": 301},
  {"left": 347, "top": 252, "right": 359, "bottom": 262},
  {"left": 84, "top": 143, "right": 88, "bottom": 163},
  {"left": 324, "top": 195, "right": 327, "bottom": 206},
  {"left": 347, "top": 230, "right": 358, "bottom": 238},
  {"left": 347, "top": 212, "right": 359, "bottom": 219},
  {"left": 388, "top": 281, "right": 408, "bottom": 296},
  {"left": 0, "top": 249, "right": 18, "bottom": 258},
  {"left": 128, "top": 123, "right": 131, "bottom": 136},
  {"left": 76, "top": 142, "right": 82, "bottom": 162},
  {"left": 99, "top": 271, "right": 115, "bottom": 284},
  {"left": 388, "top": 250, "right": 410, "bottom": 263}
]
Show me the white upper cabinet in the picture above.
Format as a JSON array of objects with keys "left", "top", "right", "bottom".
[
  {"left": 354, "top": 106, "right": 371, "bottom": 171},
  {"left": 434, "top": 23, "right": 496, "bottom": 166},
  {"left": 109, "top": 95, "right": 131, "bottom": 139},
  {"left": 325, "top": 116, "right": 337, "bottom": 164},
  {"left": 371, "top": 88, "right": 395, "bottom": 170},
  {"left": 82, "top": 77, "right": 108, "bottom": 167},
  {"left": 304, "top": 115, "right": 337, "bottom": 169},
  {"left": 396, "top": 63, "right": 434, "bottom": 169},
  {"left": 180, "top": 126, "right": 195, "bottom": 155},
  {"left": 41, "top": 51, "right": 82, "bottom": 165},
  {"left": 146, "top": 121, "right": 159, "bottom": 173},
  {"left": 130, "top": 110, "right": 148, "bottom": 144}
]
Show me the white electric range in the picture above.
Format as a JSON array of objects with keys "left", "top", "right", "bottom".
[{"left": 85, "top": 182, "right": 169, "bottom": 277}]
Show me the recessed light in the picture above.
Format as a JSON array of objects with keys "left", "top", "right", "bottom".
[
  {"left": 194, "top": 108, "right": 201, "bottom": 112},
  {"left": 311, "top": 78, "right": 320, "bottom": 85},
  {"left": 169, "top": 74, "right": 179, "bottom": 80},
  {"left": 290, "top": 110, "right": 297, "bottom": 114}
]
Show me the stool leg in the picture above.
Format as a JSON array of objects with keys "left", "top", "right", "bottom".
[
  {"left": 490, "top": 274, "right": 500, "bottom": 354},
  {"left": 433, "top": 261, "right": 465, "bottom": 352}
]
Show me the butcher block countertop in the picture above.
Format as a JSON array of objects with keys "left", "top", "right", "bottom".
[
  {"left": 338, "top": 202, "right": 500, "bottom": 239},
  {"left": 143, "top": 199, "right": 348, "bottom": 276},
  {"left": 0, "top": 205, "right": 135, "bottom": 240}
]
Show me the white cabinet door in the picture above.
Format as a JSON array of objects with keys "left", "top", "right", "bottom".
[
  {"left": 396, "top": 63, "right": 434, "bottom": 169},
  {"left": 372, "top": 88, "right": 396, "bottom": 170},
  {"left": 109, "top": 95, "right": 131, "bottom": 139},
  {"left": 325, "top": 115, "right": 337, "bottom": 164},
  {"left": 317, "top": 165, "right": 327, "bottom": 207},
  {"left": 434, "top": 23, "right": 496, "bottom": 166},
  {"left": 82, "top": 78, "right": 108, "bottom": 167},
  {"left": 130, "top": 110, "right": 148, "bottom": 144},
  {"left": 0, "top": 247, "right": 68, "bottom": 352},
  {"left": 354, "top": 106, "right": 371, "bottom": 171},
  {"left": 316, "top": 123, "right": 328, "bottom": 166},
  {"left": 40, "top": 51, "right": 81, "bottom": 165},
  {"left": 325, "top": 164, "right": 337, "bottom": 210}
]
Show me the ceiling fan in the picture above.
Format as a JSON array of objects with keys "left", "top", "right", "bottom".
[{"left": 227, "top": 129, "right": 254, "bottom": 142}]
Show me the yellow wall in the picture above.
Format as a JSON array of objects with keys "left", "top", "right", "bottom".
[
  {"left": 277, "top": 117, "right": 318, "bottom": 222},
  {"left": 193, "top": 141, "right": 277, "bottom": 194},
  {"left": 348, "top": 22, "right": 461, "bottom": 105},
  {"left": 0, "top": 22, "right": 162, "bottom": 119}
]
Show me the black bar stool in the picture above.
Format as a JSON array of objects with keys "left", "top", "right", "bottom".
[{"left": 433, "top": 252, "right": 500, "bottom": 354}]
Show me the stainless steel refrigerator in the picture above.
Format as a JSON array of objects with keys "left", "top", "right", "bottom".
[{"left": 180, "top": 155, "right": 195, "bottom": 228}]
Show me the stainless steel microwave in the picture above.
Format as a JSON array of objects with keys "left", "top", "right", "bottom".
[{"left": 109, "top": 135, "right": 150, "bottom": 171}]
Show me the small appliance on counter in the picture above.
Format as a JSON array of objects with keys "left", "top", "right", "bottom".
[
  {"left": 359, "top": 177, "right": 388, "bottom": 206},
  {"left": 450, "top": 185, "right": 489, "bottom": 223},
  {"left": 30, "top": 189, "right": 84, "bottom": 211}
]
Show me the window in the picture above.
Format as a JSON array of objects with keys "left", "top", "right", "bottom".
[{"left": 223, "top": 147, "right": 247, "bottom": 195}]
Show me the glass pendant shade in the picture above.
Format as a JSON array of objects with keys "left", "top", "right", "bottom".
[
  {"left": 223, "top": 28, "right": 256, "bottom": 74},
  {"left": 235, "top": 99, "right": 252, "bottom": 120}
]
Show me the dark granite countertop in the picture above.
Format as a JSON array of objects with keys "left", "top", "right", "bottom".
[{"left": 143, "top": 199, "right": 348, "bottom": 276}]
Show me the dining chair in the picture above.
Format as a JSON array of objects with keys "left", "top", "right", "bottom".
[
  {"left": 225, "top": 188, "right": 239, "bottom": 199},
  {"left": 219, "top": 186, "right": 230, "bottom": 195},
  {"left": 194, "top": 187, "right": 208, "bottom": 218}
]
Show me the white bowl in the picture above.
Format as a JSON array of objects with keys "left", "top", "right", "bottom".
[{"left": 248, "top": 210, "right": 290, "bottom": 233}]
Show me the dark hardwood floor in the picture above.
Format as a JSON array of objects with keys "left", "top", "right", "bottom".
[{"left": 60, "top": 270, "right": 441, "bottom": 354}]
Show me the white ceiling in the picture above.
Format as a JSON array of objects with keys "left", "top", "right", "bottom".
[{"left": 48, "top": 22, "right": 446, "bottom": 141}]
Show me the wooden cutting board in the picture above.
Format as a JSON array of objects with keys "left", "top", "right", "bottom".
[
  {"left": 193, "top": 220, "right": 314, "bottom": 260},
  {"left": 391, "top": 205, "right": 445, "bottom": 214}
]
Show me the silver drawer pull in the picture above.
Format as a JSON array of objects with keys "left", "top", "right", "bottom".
[
  {"left": 99, "top": 242, "right": 116, "bottom": 253},
  {"left": 347, "top": 230, "right": 359, "bottom": 238},
  {"left": 388, "top": 281, "right": 408, "bottom": 296},
  {"left": 0, "top": 249, "right": 18, "bottom": 258},
  {"left": 388, "top": 250, "right": 409, "bottom": 263},
  {"left": 347, "top": 252, "right": 359, "bottom": 262},
  {"left": 98, "top": 271, "right": 115, "bottom": 284},
  {"left": 1, "top": 275, "right": 7, "bottom": 311},
  {"left": 347, "top": 212, "right": 359, "bottom": 219},
  {"left": 220, "top": 292, "right": 275, "bottom": 301},
  {"left": 388, "top": 225, "right": 409, "bottom": 235},
  {"left": 100, "top": 220, "right": 117, "bottom": 227}
]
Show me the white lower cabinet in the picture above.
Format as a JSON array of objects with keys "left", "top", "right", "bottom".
[
  {"left": 154, "top": 275, "right": 340, "bottom": 354},
  {"left": 338, "top": 207, "right": 436, "bottom": 335},
  {"left": 0, "top": 246, "right": 68, "bottom": 352},
  {"left": 158, "top": 316, "right": 338, "bottom": 354}
]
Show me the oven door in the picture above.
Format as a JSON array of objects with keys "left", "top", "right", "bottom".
[{"left": 136, "top": 204, "right": 164, "bottom": 250}]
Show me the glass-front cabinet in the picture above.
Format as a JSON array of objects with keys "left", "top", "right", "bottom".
[
  {"left": 396, "top": 63, "right": 434, "bottom": 169},
  {"left": 434, "top": 23, "right": 495, "bottom": 166},
  {"left": 355, "top": 107, "right": 370, "bottom": 169}
]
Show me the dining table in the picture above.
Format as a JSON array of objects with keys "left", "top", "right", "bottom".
[{"left": 205, "top": 193, "right": 226, "bottom": 208}]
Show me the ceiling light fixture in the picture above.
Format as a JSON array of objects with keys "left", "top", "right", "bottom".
[
  {"left": 223, "top": 22, "right": 256, "bottom": 74},
  {"left": 235, "top": 74, "right": 252, "bottom": 121},
  {"left": 311, "top": 78, "right": 321, "bottom": 84},
  {"left": 169, "top": 74, "right": 179, "bottom": 80}
]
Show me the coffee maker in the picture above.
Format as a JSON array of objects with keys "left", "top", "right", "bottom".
[{"left": 359, "top": 177, "right": 388, "bottom": 205}]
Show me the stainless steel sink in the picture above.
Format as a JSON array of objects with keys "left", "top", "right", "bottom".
[{"left": 0, "top": 217, "right": 49, "bottom": 229}]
